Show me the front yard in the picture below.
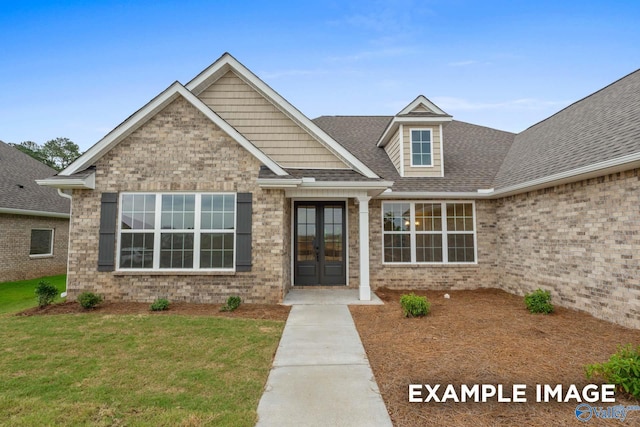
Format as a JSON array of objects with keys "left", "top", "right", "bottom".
[
  {"left": 351, "top": 288, "right": 640, "bottom": 427},
  {"left": 0, "top": 308, "right": 286, "bottom": 426},
  {"left": 0, "top": 274, "right": 66, "bottom": 315}
]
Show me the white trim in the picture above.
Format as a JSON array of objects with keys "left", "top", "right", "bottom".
[
  {"left": 377, "top": 116, "right": 453, "bottom": 148},
  {"left": 357, "top": 195, "right": 371, "bottom": 300},
  {"left": 60, "top": 82, "right": 288, "bottom": 178},
  {"left": 186, "top": 53, "right": 380, "bottom": 179},
  {"left": 439, "top": 124, "right": 445, "bottom": 178},
  {"left": 381, "top": 200, "right": 478, "bottom": 265},
  {"left": 409, "top": 128, "right": 434, "bottom": 168},
  {"left": 398, "top": 95, "right": 450, "bottom": 116},
  {"left": 29, "top": 228, "right": 55, "bottom": 257},
  {"left": 399, "top": 124, "right": 405, "bottom": 177},
  {"left": 36, "top": 172, "right": 95, "bottom": 189},
  {"left": 0, "top": 207, "right": 70, "bottom": 219},
  {"left": 116, "top": 192, "right": 237, "bottom": 272}
]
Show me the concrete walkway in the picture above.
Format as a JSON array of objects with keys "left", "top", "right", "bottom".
[{"left": 256, "top": 291, "right": 392, "bottom": 427}]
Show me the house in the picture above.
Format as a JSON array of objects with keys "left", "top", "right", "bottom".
[
  {"left": 38, "top": 53, "right": 640, "bottom": 328},
  {"left": 0, "top": 141, "right": 70, "bottom": 282}
]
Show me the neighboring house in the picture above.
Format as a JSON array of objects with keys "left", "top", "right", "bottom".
[
  {"left": 38, "top": 53, "right": 640, "bottom": 328},
  {"left": 0, "top": 141, "right": 70, "bottom": 282}
]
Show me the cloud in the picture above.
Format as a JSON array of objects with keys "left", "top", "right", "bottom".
[
  {"left": 432, "top": 96, "right": 569, "bottom": 112},
  {"left": 327, "top": 46, "right": 418, "bottom": 62},
  {"left": 447, "top": 60, "right": 480, "bottom": 67},
  {"left": 260, "top": 69, "right": 329, "bottom": 80}
]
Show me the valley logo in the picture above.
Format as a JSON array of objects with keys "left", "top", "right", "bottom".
[{"left": 575, "top": 403, "right": 640, "bottom": 422}]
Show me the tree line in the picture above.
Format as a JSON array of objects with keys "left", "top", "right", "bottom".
[{"left": 10, "top": 137, "right": 81, "bottom": 171}]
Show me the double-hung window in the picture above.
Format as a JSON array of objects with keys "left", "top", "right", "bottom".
[
  {"left": 382, "top": 201, "right": 476, "bottom": 264},
  {"left": 118, "top": 193, "right": 236, "bottom": 271},
  {"left": 410, "top": 129, "right": 433, "bottom": 166}
]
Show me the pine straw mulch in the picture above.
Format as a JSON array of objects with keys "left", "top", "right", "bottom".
[
  {"left": 350, "top": 288, "right": 640, "bottom": 427},
  {"left": 17, "top": 300, "right": 290, "bottom": 322}
]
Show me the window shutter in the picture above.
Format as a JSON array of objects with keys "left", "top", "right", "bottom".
[
  {"left": 236, "top": 193, "right": 252, "bottom": 272},
  {"left": 98, "top": 192, "right": 118, "bottom": 272}
]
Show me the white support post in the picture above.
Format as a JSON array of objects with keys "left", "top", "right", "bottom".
[{"left": 357, "top": 195, "right": 372, "bottom": 300}]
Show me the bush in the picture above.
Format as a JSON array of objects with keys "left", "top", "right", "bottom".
[
  {"left": 220, "top": 296, "right": 242, "bottom": 312},
  {"left": 150, "top": 298, "right": 170, "bottom": 311},
  {"left": 35, "top": 280, "right": 59, "bottom": 308},
  {"left": 77, "top": 292, "right": 103, "bottom": 309},
  {"left": 585, "top": 344, "right": 640, "bottom": 398},
  {"left": 400, "top": 293, "right": 430, "bottom": 317},
  {"left": 524, "top": 288, "right": 554, "bottom": 314}
]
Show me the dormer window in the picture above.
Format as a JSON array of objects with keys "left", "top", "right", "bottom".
[{"left": 410, "top": 129, "right": 433, "bottom": 167}]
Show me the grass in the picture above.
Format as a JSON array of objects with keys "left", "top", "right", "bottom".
[
  {"left": 0, "top": 313, "right": 284, "bottom": 426},
  {"left": 0, "top": 275, "right": 66, "bottom": 315}
]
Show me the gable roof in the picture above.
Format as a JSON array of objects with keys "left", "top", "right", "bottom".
[
  {"left": 314, "top": 117, "right": 515, "bottom": 193},
  {"left": 0, "top": 141, "right": 70, "bottom": 217},
  {"left": 377, "top": 96, "right": 453, "bottom": 148},
  {"left": 493, "top": 69, "right": 640, "bottom": 191},
  {"left": 186, "top": 53, "right": 379, "bottom": 179},
  {"left": 56, "top": 81, "right": 288, "bottom": 179}
]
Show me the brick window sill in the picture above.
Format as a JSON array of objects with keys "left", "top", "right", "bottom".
[{"left": 112, "top": 271, "right": 236, "bottom": 276}]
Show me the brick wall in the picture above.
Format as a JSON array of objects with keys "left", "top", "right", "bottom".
[
  {"left": 67, "top": 96, "right": 288, "bottom": 304},
  {"left": 369, "top": 199, "right": 499, "bottom": 290},
  {"left": 0, "top": 213, "right": 69, "bottom": 282},
  {"left": 496, "top": 169, "right": 640, "bottom": 328}
]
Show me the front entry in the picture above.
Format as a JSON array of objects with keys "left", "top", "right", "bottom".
[{"left": 294, "top": 201, "right": 346, "bottom": 285}]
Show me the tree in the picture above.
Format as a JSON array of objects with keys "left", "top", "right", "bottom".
[
  {"left": 41, "top": 137, "right": 81, "bottom": 171},
  {"left": 10, "top": 141, "right": 55, "bottom": 168},
  {"left": 9, "top": 138, "right": 81, "bottom": 171}
]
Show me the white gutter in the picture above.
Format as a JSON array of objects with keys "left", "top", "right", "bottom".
[
  {"left": 36, "top": 172, "right": 96, "bottom": 190},
  {"left": 56, "top": 189, "right": 72, "bottom": 298},
  {"left": 379, "top": 152, "right": 640, "bottom": 200},
  {"left": 0, "top": 207, "right": 70, "bottom": 219}
]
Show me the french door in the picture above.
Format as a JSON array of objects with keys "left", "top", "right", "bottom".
[{"left": 294, "top": 201, "right": 346, "bottom": 285}]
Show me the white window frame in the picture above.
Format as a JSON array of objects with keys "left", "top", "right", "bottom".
[
  {"left": 116, "top": 192, "right": 237, "bottom": 272},
  {"left": 381, "top": 201, "right": 477, "bottom": 265},
  {"left": 29, "top": 228, "right": 54, "bottom": 258},
  {"left": 409, "top": 128, "right": 434, "bottom": 167}
]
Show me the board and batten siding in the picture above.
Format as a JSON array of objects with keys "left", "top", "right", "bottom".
[
  {"left": 383, "top": 127, "right": 401, "bottom": 174},
  {"left": 403, "top": 125, "right": 443, "bottom": 177},
  {"left": 198, "top": 71, "right": 349, "bottom": 169}
]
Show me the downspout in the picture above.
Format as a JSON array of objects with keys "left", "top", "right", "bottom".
[{"left": 57, "top": 189, "right": 72, "bottom": 298}]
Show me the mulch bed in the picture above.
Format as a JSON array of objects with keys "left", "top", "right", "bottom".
[
  {"left": 350, "top": 288, "right": 640, "bottom": 427},
  {"left": 18, "top": 301, "right": 290, "bottom": 322}
]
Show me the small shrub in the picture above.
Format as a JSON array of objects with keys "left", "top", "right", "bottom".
[
  {"left": 400, "top": 293, "right": 430, "bottom": 317},
  {"left": 220, "top": 296, "right": 242, "bottom": 312},
  {"left": 35, "top": 280, "right": 58, "bottom": 308},
  {"left": 524, "top": 288, "right": 554, "bottom": 314},
  {"left": 585, "top": 344, "right": 640, "bottom": 398},
  {"left": 150, "top": 298, "right": 170, "bottom": 311},
  {"left": 77, "top": 292, "right": 103, "bottom": 309}
]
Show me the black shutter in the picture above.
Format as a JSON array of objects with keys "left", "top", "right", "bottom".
[
  {"left": 236, "top": 193, "right": 252, "bottom": 272},
  {"left": 98, "top": 192, "right": 118, "bottom": 272}
]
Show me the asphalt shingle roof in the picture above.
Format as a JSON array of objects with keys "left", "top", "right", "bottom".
[
  {"left": 493, "top": 69, "right": 640, "bottom": 189},
  {"left": 312, "top": 116, "right": 515, "bottom": 192},
  {"left": 0, "top": 141, "right": 70, "bottom": 215}
]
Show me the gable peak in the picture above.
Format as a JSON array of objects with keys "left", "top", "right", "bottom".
[{"left": 397, "top": 95, "right": 451, "bottom": 117}]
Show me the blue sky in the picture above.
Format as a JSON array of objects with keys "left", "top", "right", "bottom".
[{"left": 1, "top": 0, "right": 639, "bottom": 151}]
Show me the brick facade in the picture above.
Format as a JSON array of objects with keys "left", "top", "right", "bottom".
[
  {"left": 496, "top": 169, "right": 640, "bottom": 329},
  {"left": 67, "top": 96, "right": 288, "bottom": 304},
  {"left": 369, "top": 199, "right": 499, "bottom": 290},
  {"left": 0, "top": 213, "right": 69, "bottom": 282},
  {"left": 63, "top": 96, "right": 640, "bottom": 329}
]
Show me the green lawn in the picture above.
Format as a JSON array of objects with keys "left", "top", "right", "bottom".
[
  {"left": 0, "top": 313, "right": 283, "bottom": 426},
  {"left": 0, "top": 274, "right": 66, "bottom": 315}
]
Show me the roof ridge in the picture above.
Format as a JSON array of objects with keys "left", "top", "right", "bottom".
[{"left": 519, "top": 68, "right": 640, "bottom": 134}]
